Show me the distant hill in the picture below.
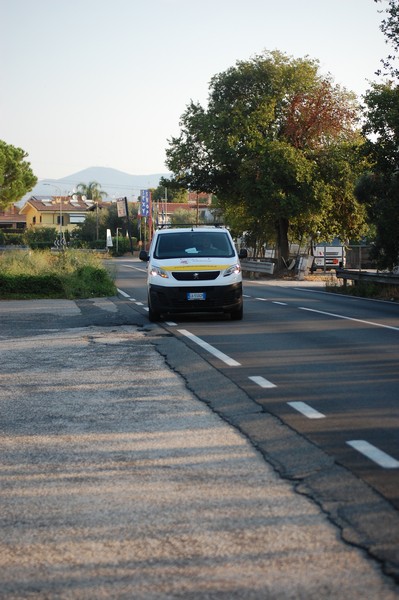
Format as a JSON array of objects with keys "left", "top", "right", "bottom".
[{"left": 18, "top": 166, "right": 170, "bottom": 205}]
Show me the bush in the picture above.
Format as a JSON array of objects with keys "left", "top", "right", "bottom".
[
  {"left": 23, "top": 227, "right": 58, "bottom": 249},
  {"left": 4, "top": 232, "right": 25, "bottom": 246},
  {"left": 0, "top": 273, "right": 63, "bottom": 297},
  {"left": 0, "top": 249, "right": 116, "bottom": 299},
  {"left": 62, "top": 265, "right": 116, "bottom": 298},
  {"left": 110, "top": 236, "right": 133, "bottom": 256}
]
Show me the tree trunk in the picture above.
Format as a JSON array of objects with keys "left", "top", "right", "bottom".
[{"left": 275, "top": 217, "right": 289, "bottom": 270}]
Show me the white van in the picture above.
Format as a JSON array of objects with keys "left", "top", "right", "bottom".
[{"left": 139, "top": 226, "right": 247, "bottom": 321}]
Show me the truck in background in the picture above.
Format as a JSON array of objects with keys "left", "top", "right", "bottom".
[{"left": 312, "top": 238, "right": 346, "bottom": 271}]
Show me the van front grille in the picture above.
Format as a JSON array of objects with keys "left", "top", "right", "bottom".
[{"left": 172, "top": 271, "right": 220, "bottom": 281}]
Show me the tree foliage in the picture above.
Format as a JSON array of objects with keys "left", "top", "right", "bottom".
[
  {"left": 357, "top": 83, "right": 399, "bottom": 268},
  {"left": 357, "top": 2, "right": 399, "bottom": 269},
  {"left": 165, "top": 51, "right": 365, "bottom": 263},
  {"left": 0, "top": 140, "right": 37, "bottom": 210},
  {"left": 76, "top": 181, "right": 107, "bottom": 201},
  {"left": 72, "top": 201, "right": 139, "bottom": 245},
  {"left": 375, "top": 0, "right": 399, "bottom": 79},
  {"left": 169, "top": 208, "right": 206, "bottom": 226},
  {"left": 356, "top": 170, "right": 399, "bottom": 268},
  {"left": 152, "top": 183, "right": 188, "bottom": 203},
  {"left": 23, "top": 226, "right": 58, "bottom": 249}
]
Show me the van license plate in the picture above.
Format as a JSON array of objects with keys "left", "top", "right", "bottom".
[{"left": 187, "top": 292, "right": 206, "bottom": 300}]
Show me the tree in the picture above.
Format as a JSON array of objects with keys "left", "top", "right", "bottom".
[
  {"left": 0, "top": 140, "right": 37, "bottom": 210},
  {"left": 170, "top": 208, "right": 205, "bottom": 226},
  {"left": 75, "top": 182, "right": 107, "bottom": 240},
  {"left": 362, "top": 83, "right": 399, "bottom": 173},
  {"left": 165, "top": 51, "right": 364, "bottom": 265},
  {"left": 375, "top": 0, "right": 399, "bottom": 79},
  {"left": 152, "top": 183, "right": 188, "bottom": 203},
  {"left": 76, "top": 181, "right": 107, "bottom": 201},
  {"left": 356, "top": 170, "right": 399, "bottom": 268},
  {"left": 72, "top": 201, "right": 139, "bottom": 246},
  {"left": 356, "top": 83, "right": 399, "bottom": 268},
  {"left": 356, "top": 2, "right": 399, "bottom": 269}
]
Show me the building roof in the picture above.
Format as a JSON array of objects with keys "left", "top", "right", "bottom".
[
  {"left": 19, "top": 195, "right": 98, "bottom": 214},
  {"left": 0, "top": 205, "right": 27, "bottom": 224}
]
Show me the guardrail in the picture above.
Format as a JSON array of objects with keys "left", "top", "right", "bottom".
[
  {"left": 240, "top": 258, "right": 276, "bottom": 275},
  {"left": 336, "top": 269, "right": 399, "bottom": 286}
]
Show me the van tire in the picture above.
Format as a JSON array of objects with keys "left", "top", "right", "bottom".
[
  {"left": 230, "top": 305, "right": 243, "bottom": 320},
  {"left": 148, "top": 301, "right": 161, "bottom": 322}
]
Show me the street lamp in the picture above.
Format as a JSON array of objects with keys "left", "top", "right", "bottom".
[
  {"left": 116, "top": 227, "right": 122, "bottom": 254},
  {"left": 43, "top": 183, "right": 64, "bottom": 239}
]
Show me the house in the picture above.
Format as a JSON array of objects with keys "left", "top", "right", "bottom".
[
  {"left": 0, "top": 204, "right": 27, "bottom": 232},
  {"left": 19, "top": 195, "right": 98, "bottom": 233}
]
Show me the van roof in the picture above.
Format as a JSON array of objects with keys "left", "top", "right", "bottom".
[{"left": 155, "top": 226, "right": 229, "bottom": 234}]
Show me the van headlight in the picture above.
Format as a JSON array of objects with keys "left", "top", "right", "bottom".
[
  {"left": 150, "top": 265, "right": 169, "bottom": 278},
  {"left": 223, "top": 263, "right": 241, "bottom": 277}
]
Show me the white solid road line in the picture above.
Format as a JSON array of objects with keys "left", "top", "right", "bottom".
[
  {"left": 117, "top": 288, "right": 130, "bottom": 297},
  {"left": 299, "top": 306, "right": 399, "bottom": 332},
  {"left": 347, "top": 440, "right": 399, "bottom": 469},
  {"left": 123, "top": 264, "right": 147, "bottom": 272},
  {"left": 178, "top": 329, "right": 241, "bottom": 367},
  {"left": 288, "top": 401, "right": 326, "bottom": 419},
  {"left": 249, "top": 375, "right": 277, "bottom": 389}
]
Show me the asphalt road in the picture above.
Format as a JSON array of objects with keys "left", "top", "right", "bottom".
[
  {"left": 112, "top": 257, "right": 399, "bottom": 582},
  {"left": 0, "top": 264, "right": 398, "bottom": 597}
]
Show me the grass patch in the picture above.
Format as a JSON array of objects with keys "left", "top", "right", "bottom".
[
  {"left": 326, "top": 280, "right": 399, "bottom": 302},
  {"left": 0, "top": 250, "right": 116, "bottom": 299}
]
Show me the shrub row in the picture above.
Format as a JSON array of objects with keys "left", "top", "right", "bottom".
[{"left": 0, "top": 274, "right": 64, "bottom": 298}]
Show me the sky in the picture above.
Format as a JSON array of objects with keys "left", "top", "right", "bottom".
[{"left": 1, "top": 0, "right": 389, "bottom": 181}]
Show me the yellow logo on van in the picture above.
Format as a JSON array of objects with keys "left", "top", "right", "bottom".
[{"left": 161, "top": 264, "right": 229, "bottom": 271}]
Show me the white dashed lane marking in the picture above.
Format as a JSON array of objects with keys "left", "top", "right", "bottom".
[
  {"left": 347, "top": 440, "right": 399, "bottom": 469},
  {"left": 249, "top": 375, "right": 277, "bottom": 389},
  {"left": 178, "top": 329, "right": 241, "bottom": 367},
  {"left": 288, "top": 401, "right": 325, "bottom": 419}
]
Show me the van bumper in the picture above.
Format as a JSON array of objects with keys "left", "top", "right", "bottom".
[{"left": 149, "top": 282, "right": 243, "bottom": 315}]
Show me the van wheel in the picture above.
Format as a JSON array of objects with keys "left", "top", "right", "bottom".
[
  {"left": 148, "top": 301, "right": 161, "bottom": 322},
  {"left": 231, "top": 305, "right": 243, "bottom": 320}
]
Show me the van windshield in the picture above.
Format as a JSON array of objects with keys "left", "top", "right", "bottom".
[{"left": 154, "top": 231, "right": 235, "bottom": 259}]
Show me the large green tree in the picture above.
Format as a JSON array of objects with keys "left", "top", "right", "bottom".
[
  {"left": 355, "top": 1, "right": 399, "bottom": 269},
  {"left": 0, "top": 140, "right": 37, "bottom": 210},
  {"left": 165, "top": 51, "right": 364, "bottom": 264}
]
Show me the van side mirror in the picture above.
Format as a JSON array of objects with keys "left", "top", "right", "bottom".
[
  {"left": 139, "top": 250, "right": 149, "bottom": 262},
  {"left": 239, "top": 248, "right": 248, "bottom": 259}
]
